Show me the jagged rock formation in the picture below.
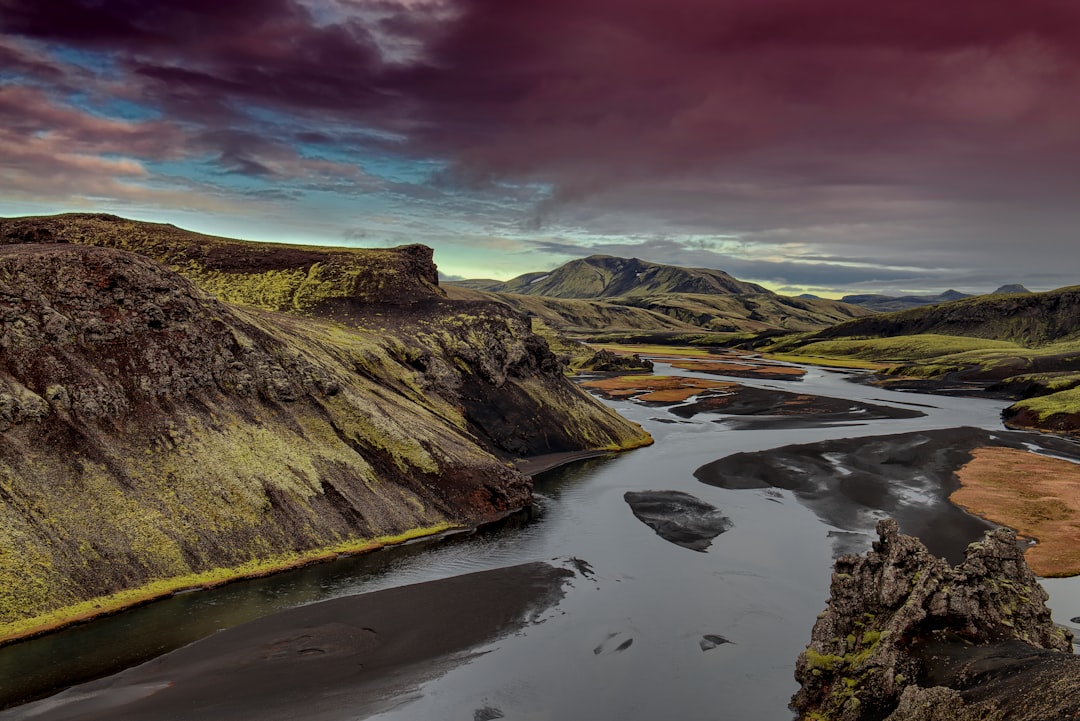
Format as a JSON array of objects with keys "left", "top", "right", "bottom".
[
  {"left": 792, "top": 519, "right": 1078, "bottom": 721},
  {"left": 577, "top": 349, "right": 654, "bottom": 373},
  {"left": 0, "top": 215, "right": 651, "bottom": 642}
]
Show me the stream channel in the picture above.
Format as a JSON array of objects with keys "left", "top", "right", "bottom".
[{"left": 2, "top": 360, "right": 1080, "bottom": 720}]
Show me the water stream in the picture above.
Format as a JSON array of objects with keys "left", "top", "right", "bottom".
[{"left": 2, "top": 361, "right": 1079, "bottom": 720}]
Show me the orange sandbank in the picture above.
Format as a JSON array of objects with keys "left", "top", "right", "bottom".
[{"left": 952, "top": 447, "right": 1080, "bottom": 577}]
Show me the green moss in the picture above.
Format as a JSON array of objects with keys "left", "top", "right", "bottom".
[
  {"left": 805, "top": 647, "right": 845, "bottom": 672},
  {"left": 0, "top": 522, "right": 458, "bottom": 645},
  {"left": 1013, "top": 387, "right": 1080, "bottom": 421}
]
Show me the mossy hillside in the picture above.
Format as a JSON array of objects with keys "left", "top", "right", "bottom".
[
  {"left": 443, "top": 286, "right": 699, "bottom": 335},
  {"left": 762, "top": 334, "right": 1080, "bottom": 379},
  {"left": 0, "top": 245, "right": 538, "bottom": 636},
  {"left": 615, "top": 292, "right": 870, "bottom": 334},
  {"left": 447, "top": 284, "right": 872, "bottom": 337},
  {"left": 0, "top": 238, "right": 654, "bottom": 636},
  {"left": 0, "top": 401, "right": 477, "bottom": 631},
  {"left": 1011, "top": 387, "right": 1080, "bottom": 423}
]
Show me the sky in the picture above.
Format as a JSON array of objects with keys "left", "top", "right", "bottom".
[{"left": 2, "top": 0, "right": 1080, "bottom": 297}]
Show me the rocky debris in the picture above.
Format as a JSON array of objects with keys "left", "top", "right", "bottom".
[
  {"left": 791, "top": 519, "right": 1077, "bottom": 721},
  {"left": 578, "top": 349, "right": 654, "bottom": 373},
  {"left": 623, "top": 490, "right": 732, "bottom": 551}
]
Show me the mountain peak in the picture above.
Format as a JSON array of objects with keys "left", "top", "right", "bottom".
[
  {"left": 991, "top": 284, "right": 1031, "bottom": 295},
  {"left": 467, "top": 254, "right": 767, "bottom": 299}
]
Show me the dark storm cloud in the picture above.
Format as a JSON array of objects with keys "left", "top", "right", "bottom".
[{"left": 4, "top": 0, "right": 1080, "bottom": 289}]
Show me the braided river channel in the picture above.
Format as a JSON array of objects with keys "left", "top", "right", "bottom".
[{"left": 3, "top": 359, "right": 1080, "bottom": 720}]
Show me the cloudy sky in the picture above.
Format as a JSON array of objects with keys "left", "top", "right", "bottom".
[{"left": 2, "top": 0, "right": 1079, "bottom": 297}]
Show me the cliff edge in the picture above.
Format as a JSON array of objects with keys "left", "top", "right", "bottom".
[{"left": 0, "top": 215, "right": 650, "bottom": 643}]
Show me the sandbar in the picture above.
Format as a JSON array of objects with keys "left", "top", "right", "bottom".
[
  {"left": 0, "top": 563, "right": 573, "bottom": 721},
  {"left": 952, "top": 447, "right": 1080, "bottom": 577}
]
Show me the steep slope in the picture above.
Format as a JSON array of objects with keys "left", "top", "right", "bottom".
[{"left": 0, "top": 216, "right": 651, "bottom": 642}]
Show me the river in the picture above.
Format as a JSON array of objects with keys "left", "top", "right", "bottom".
[{"left": 2, "top": 361, "right": 1079, "bottom": 720}]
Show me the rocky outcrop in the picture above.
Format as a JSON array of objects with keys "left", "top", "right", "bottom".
[
  {"left": 578, "top": 349, "right": 654, "bottom": 373},
  {"left": 0, "top": 220, "right": 650, "bottom": 643},
  {"left": 792, "top": 519, "right": 1078, "bottom": 721},
  {"left": 0, "top": 213, "right": 444, "bottom": 309}
]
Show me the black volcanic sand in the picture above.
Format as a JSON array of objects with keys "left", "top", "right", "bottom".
[
  {"left": 717, "top": 417, "right": 872, "bottom": 431},
  {"left": 671, "top": 385, "right": 925, "bottom": 424},
  {"left": 670, "top": 362, "right": 806, "bottom": 382},
  {"left": 2, "top": 563, "right": 573, "bottom": 721},
  {"left": 623, "top": 490, "right": 732, "bottom": 551},
  {"left": 913, "top": 637, "right": 1080, "bottom": 717},
  {"left": 850, "top": 371, "right": 1016, "bottom": 399},
  {"left": 694, "top": 427, "right": 1080, "bottom": 564},
  {"left": 513, "top": 449, "right": 615, "bottom": 476}
]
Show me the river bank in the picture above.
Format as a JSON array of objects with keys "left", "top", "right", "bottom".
[
  {"left": 2, "top": 357, "right": 1078, "bottom": 720},
  {"left": 0, "top": 563, "right": 574, "bottom": 721}
]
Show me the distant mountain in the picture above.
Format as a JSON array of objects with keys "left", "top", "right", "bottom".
[
  {"left": 991, "top": 284, "right": 1031, "bottom": 295},
  {"left": 451, "top": 256, "right": 871, "bottom": 336},
  {"left": 840, "top": 290, "right": 971, "bottom": 313},
  {"left": 815, "top": 285, "right": 1080, "bottom": 346},
  {"left": 476, "top": 255, "right": 767, "bottom": 298}
]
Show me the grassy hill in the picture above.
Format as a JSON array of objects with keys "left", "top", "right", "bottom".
[
  {"left": 451, "top": 255, "right": 871, "bottom": 338},
  {"left": 757, "top": 285, "right": 1080, "bottom": 435},
  {"left": 468, "top": 255, "right": 766, "bottom": 298},
  {"left": 813, "top": 285, "right": 1080, "bottom": 347}
]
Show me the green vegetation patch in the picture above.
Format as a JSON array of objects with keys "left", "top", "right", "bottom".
[{"left": 1012, "top": 387, "right": 1080, "bottom": 422}]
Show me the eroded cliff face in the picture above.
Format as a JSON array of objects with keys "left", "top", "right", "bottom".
[
  {"left": 0, "top": 222, "right": 650, "bottom": 642},
  {"left": 792, "top": 519, "right": 1078, "bottom": 721}
]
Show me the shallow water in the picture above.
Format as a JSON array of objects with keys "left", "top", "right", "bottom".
[{"left": 3, "top": 362, "right": 1079, "bottom": 720}]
